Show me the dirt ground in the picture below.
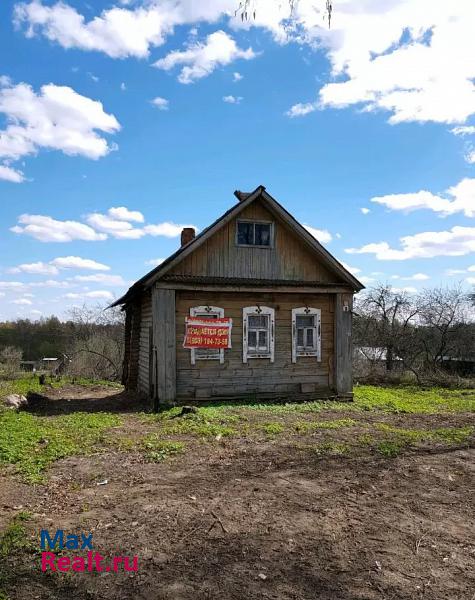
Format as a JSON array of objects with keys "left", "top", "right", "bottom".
[{"left": 1, "top": 386, "right": 474, "bottom": 600}]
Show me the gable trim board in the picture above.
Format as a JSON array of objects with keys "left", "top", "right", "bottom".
[{"left": 111, "top": 185, "right": 363, "bottom": 308}]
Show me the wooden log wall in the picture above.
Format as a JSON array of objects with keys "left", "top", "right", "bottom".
[{"left": 175, "top": 290, "right": 334, "bottom": 400}]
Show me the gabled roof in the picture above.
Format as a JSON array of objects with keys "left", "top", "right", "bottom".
[{"left": 111, "top": 185, "right": 364, "bottom": 306}]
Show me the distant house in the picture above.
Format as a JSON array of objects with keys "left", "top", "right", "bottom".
[
  {"left": 113, "top": 186, "right": 364, "bottom": 405},
  {"left": 41, "top": 357, "right": 58, "bottom": 371}
]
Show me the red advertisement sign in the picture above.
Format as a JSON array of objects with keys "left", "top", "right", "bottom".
[{"left": 183, "top": 317, "right": 232, "bottom": 349}]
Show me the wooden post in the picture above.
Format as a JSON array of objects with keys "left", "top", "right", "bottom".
[
  {"left": 334, "top": 293, "right": 353, "bottom": 400},
  {"left": 152, "top": 286, "right": 176, "bottom": 409}
]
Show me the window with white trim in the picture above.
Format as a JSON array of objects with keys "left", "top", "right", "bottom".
[
  {"left": 291, "top": 307, "right": 321, "bottom": 363},
  {"left": 243, "top": 306, "right": 275, "bottom": 362},
  {"left": 189, "top": 306, "right": 224, "bottom": 365}
]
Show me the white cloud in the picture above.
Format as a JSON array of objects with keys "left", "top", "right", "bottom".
[
  {"left": 107, "top": 206, "right": 144, "bottom": 223},
  {"left": 391, "top": 273, "right": 430, "bottom": 281},
  {"left": 445, "top": 268, "right": 466, "bottom": 276},
  {"left": 144, "top": 222, "right": 197, "bottom": 238},
  {"left": 12, "top": 298, "right": 32, "bottom": 305},
  {"left": 465, "top": 148, "right": 475, "bottom": 164},
  {"left": 14, "top": 1, "right": 236, "bottom": 59},
  {"left": 223, "top": 95, "right": 242, "bottom": 104},
  {"left": 359, "top": 276, "right": 376, "bottom": 285},
  {"left": 315, "top": 1, "right": 475, "bottom": 126},
  {"left": 286, "top": 101, "right": 317, "bottom": 118},
  {"left": 233, "top": 71, "right": 243, "bottom": 82},
  {"left": 86, "top": 211, "right": 145, "bottom": 239},
  {"left": 120, "top": 82, "right": 126, "bottom": 91},
  {"left": 360, "top": 207, "right": 370, "bottom": 215},
  {"left": 465, "top": 277, "right": 475, "bottom": 285},
  {"left": 346, "top": 226, "right": 475, "bottom": 260},
  {"left": 0, "top": 164, "right": 24, "bottom": 183},
  {"left": 0, "top": 292, "right": 5, "bottom": 298},
  {"left": 0, "top": 281, "right": 26, "bottom": 290},
  {"left": 11, "top": 214, "right": 107, "bottom": 242},
  {"left": 151, "top": 96, "right": 169, "bottom": 110},
  {"left": 145, "top": 257, "right": 166, "bottom": 267},
  {"left": 392, "top": 286, "right": 418, "bottom": 294},
  {"left": 303, "top": 224, "right": 332, "bottom": 244},
  {"left": 9, "top": 261, "right": 58, "bottom": 275},
  {"left": 64, "top": 290, "right": 113, "bottom": 300},
  {"left": 0, "top": 79, "right": 120, "bottom": 175},
  {"left": 30, "top": 279, "right": 72, "bottom": 288},
  {"left": 451, "top": 126, "right": 475, "bottom": 136},
  {"left": 371, "top": 178, "right": 475, "bottom": 218},
  {"left": 72, "top": 274, "right": 125, "bottom": 286},
  {"left": 50, "top": 256, "right": 110, "bottom": 271},
  {"left": 153, "top": 30, "right": 256, "bottom": 84},
  {"left": 340, "top": 261, "right": 361, "bottom": 275}
]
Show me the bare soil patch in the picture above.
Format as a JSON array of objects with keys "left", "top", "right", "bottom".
[{"left": 1, "top": 385, "right": 474, "bottom": 600}]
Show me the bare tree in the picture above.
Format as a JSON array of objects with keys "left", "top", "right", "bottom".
[
  {"left": 66, "top": 304, "right": 125, "bottom": 381},
  {"left": 0, "top": 346, "right": 23, "bottom": 378},
  {"left": 236, "top": 0, "right": 333, "bottom": 28},
  {"left": 355, "top": 285, "right": 419, "bottom": 372},
  {"left": 417, "top": 286, "right": 472, "bottom": 372}
]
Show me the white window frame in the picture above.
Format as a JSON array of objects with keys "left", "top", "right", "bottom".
[
  {"left": 189, "top": 306, "right": 225, "bottom": 365},
  {"left": 243, "top": 306, "right": 275, "bottom": 363},
  {"left": 291, "top": 307, "right": 321, "bottom": 363}
]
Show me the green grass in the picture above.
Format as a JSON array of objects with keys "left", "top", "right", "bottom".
[
  {"left": 372, "top": 423, "right": 474, "bottom": 457},
  {"left": 261, "top": 422, "right": 285, "bottom": 436},
  {"left": 308, "top": 441, "right": 350, "bottom": 456},
  {"left": 0, "top": 375, "right": 121, "bottom": 399},
  {"left": 0, "top": 511, "right": 34, "bottom": 598},
  {"left": 0, "top": 410, "right": 121, "bottom": 482},
  {"left": 141, "top": 410, "right": 238, "bottom": 438},
  {"left": 140, "top": 437, "right": 185, "bottom": 462},
  {"left": 350, "top": 386, "right": 475, "bottom": 414}
]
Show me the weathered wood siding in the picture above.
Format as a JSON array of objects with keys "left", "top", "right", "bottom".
[
  {"left": 169, "top": 202, "right": 340, "bottom": 283},
  {"left": 137, "top": 290, "right": 152, "bottom": 395},
  {"left": 334, "top": 292, "right": 353, "bottom": 398},
  {"left": 175, "top": 291, "right": 334, "bottom": 399}
]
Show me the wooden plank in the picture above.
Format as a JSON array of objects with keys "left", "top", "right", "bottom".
[
  {"left": 152, "top": 287, "right": 176, "bottom": 405},
  {"left": 334, "top": 293, "right": 353, "bottom": 398}
]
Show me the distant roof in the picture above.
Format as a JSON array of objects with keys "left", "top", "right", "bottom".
[
  {"left": 42, "top": 357, "right": 58, "bottom": 361},
  {"left": 355, "top": 347, "right": 403, "bottom": 361},
  {"left": 111, "top": 185, "right": 364, "bottom": 307}
]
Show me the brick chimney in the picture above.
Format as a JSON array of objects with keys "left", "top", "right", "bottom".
[{"left": 181, "top": 227, "right": 195, "bottom": 246}]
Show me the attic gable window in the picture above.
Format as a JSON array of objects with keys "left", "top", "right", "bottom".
[
  {"left": 189, "top": 306, "right": 225, "bottom": 365},
  {"left": 237, "top": 220, "right": 273, "bottom": 247},
  {"left": 243, "top": 306, "right": 275, "bottom": 362},
  {"left": 291, "top": 307, "right": 321, "bottom": 363}
]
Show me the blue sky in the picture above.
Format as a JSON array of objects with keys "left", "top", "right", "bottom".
[{"left": 0, "top": 0, "right": 474, "bottom": 320}]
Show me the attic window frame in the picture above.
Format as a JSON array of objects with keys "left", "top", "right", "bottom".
[{"left": 236, "top": 219, "right": 274, "bottom": 248}]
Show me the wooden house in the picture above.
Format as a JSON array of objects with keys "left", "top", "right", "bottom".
[{"left": 113, "top": 186, "right": 364, "bottom": 405}]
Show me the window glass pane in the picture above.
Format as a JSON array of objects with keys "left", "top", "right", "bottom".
[
  {"left": 306, "top": 329, "right": 314, "bottom": 347},
  {"left": 248, "top": 330, "right": 257, "bottom": 348},
  {"left": 297, "top": 328, "right": 304, "bottom": 347},
  {"left": 248, "top": 315, "right": 268, "bottom": 328},
  {"left": 255, "top": 223, "right": 271, "bottom": 246},
  {"left": 296, "top": 315, "right": 314, "bottom": 328},
  {"left": 237, "top": 222, "right": 254, "bottom": 245},
  {"left": 258, "top": 330, "right": 268, "bottom": 348}
]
